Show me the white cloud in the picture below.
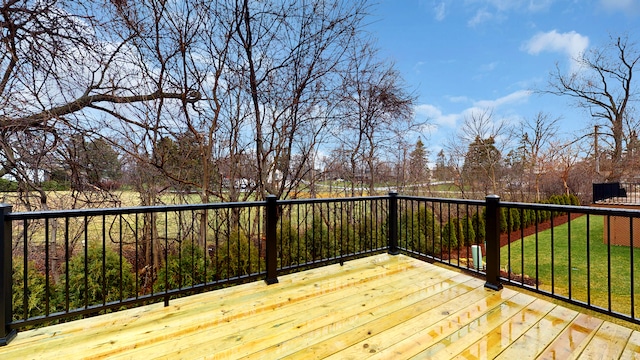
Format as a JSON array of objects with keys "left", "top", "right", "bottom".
[
  {"left": 524, "top": 0, "right": 555, "bottom": 12},
  {"left": 466, "top": 0, "right": 554, "bottom": 26},
  {"left": 483, "top": 0, "right": 554, "bottom": 12},
  {"left": 414, "top": 90, "right": 530, "bottom": 129},
  {"left": 446, "top": 95, "right": 470, "bottom": 103},
  {"left": 523, "top": 30, "right": 589, "bottom": 71},
  {"left": 434, "top": 2, "right": 446, "bottom": 21},
  {"left": 414, "top": 104, "right": 459, "bottom": 128},
  {"left": 474, "top": 90, "right": 532, "bottom": 108},
  {"left": 468, "top": 8, "right": 494, "bottom": 27}
]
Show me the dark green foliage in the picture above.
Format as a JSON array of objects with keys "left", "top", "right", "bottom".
[
  {"left": 0, "top": 178, "right": 18, "bottom": 192},
  {"left": 569, "top": 193, "right": 580, "bottom": 205},
  {"left": 155, "top": 243, "right": 208, "bottom": 292},
  {"left": 356, "top": 216, "right": 385, "bottom": 252},
  {"left": 41, "top": 180, "right": 71, "bottom": 191},
  {"left": 399, "top": 206, "right": 440, "bottom": 254},
  {"left": 441, "top": 220, "right": 459, "bottom": 250},
  {"left": 304, "top": 213, "right": 331, "bottom": 261},
  {"left": 499, "top": 208, "right": 509, "bottom": 233},
  {"left": 210, "top": 228, "right": 261, "bottom": 280},
  {"left": 12, "top": 259, "right": 51, "bottom": 321},
  {"left": 472, "top": 212, "right": 486, "bottom": 243},
  {"left": 522, "top": 209, "right": 534, "bottom": 228},
  {"left": 277, "top": 218, "right": 307, "bottom": 267},
  {"left": 60, "top": 245, "right": 136, "bottom": 310},
  {"left": 459, "top": 216, "right": 477, "bottom": 246},
  {"left": 510, "top": 208, "right": 521, "bottom": 232},
  {"left": 333, "top": 220, "right": 358, "bottom": 256}
]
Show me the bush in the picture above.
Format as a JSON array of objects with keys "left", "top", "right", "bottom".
[
  {"left": 399, "top": 206, "right": 440, "bottom": 254},
  {"left": 277, "top": 218, "right": 307, "bottom": 267},
  {"left": 41, "top": 180, "right": 70, "bottom": 191},
  {"left": 441, "top": 220, "right": 459, "bottom": 250},
  {"left": 332, "top": 221, "right": 358, "bottom": 257},
  {"left": 0, "top": 178, "right": 18, "bottom": 192},
  {"left": 459, "top": 216, "right": 477, "bottom": 246},
  {"left": 209, "top": 227, "right": 261, "bottom": 280},
  {"left": 355, "top": 216, "right": 385, "bottom": 252},
  {"left": 304, "top": 214, "right": 331, "bottom": 261},
  {"left": 155, "top": 243, "right": 208, "bottom": 292},
  {"left": 60, "top": 245, "right": 136, "bottom": 310},
  {"left": 509, "top": 208, "right": 521, "bottom": 232},
  {"left": 12, "top": 259, "right": 52, "bottom": 321},
  {"left": 569, "top": 193, "right": 580, "bottom": 205},
  {"left": 472, "top": 211, "right": 486, "bottom": 243}
]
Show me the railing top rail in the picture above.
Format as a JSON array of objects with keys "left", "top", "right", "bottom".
[
  {"left": 5, "top": 200, "right": 266, "bottom": 220},
  {"left": 276, "top": 195, "right": 389, "bottom": 206},
  {"left": 397, "top": 195, "right": 485, "bottom": 206},
  {"left": 502, "top": 200, "right": 640, "bottom": 217}
]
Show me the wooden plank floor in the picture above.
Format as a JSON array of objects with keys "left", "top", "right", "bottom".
[{"left": 2, "top": 253, "right": 640, "bottom": 359}]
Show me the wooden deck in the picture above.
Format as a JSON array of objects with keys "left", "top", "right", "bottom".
[{"left": 2, "top": 254, "right": 640, "bottom": 359}]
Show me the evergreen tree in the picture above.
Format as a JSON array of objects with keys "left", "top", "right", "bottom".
[
  {"left": 462, "top": 136, "right": 501, "bottom": 193},
  {"left": 408, "top": 138, "right": 428, "bottom": 183}
]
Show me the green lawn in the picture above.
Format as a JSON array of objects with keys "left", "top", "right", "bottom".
[{"left": 500, "top": 214, "right": 640, "bottom": 316}]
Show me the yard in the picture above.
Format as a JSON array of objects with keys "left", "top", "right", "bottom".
[{"left": 500, "top": 214, "right": 640, "bottom": 316}]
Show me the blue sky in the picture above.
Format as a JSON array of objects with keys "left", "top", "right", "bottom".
[{"left": 366, "top": 0, "right": 640, "bottom": 159}]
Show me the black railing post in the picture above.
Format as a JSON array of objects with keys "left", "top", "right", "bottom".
[
  {"left": 0, "top": 204, "right": 16, "bottom": 346},
  {"left": 265, "top": 195, "right": 279, "bottom": 285},
  {"left": 484, "top": 195, "right": 503, "bottom": 291},
  {"left": 388, "top": 192, "right": 399, "bottom": 255}
]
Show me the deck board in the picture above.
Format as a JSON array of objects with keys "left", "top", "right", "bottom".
[{"left": 1, "top": 253, "right": 640, "bottom": 359}]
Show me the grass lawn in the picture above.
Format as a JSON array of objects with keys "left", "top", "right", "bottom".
[{"left": 500, "top": 214, "right": 640, "bottom": 317}]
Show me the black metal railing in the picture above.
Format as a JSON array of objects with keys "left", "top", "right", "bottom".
[
  {"left": 395, "top": 194, "right": 640, "bottom": 325},
  {"left": 594, "top": 182, "right": 640, "bottom": 204},
  {"left": 0, "top": 195, "right": 391, "bottom": 344},
  {"left": 4, "top": 193, "right": 640, "bottom": 345},
  {"left": 497, "top": 200, "right": 640, "bottom": 325}
]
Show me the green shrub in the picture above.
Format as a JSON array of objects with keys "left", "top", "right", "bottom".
[
  {"left": 441, "top": 220, "right": 459, "bottom": 250},
  {"left": 472, "top": 211, "right": 486, "bottom": 243},
  {"left": 355, "top": 216, "right": 385, "bottom": 252},
  {"left": 399, "top": 206, "right": 440, "bottom": 254},
  {"left": 459, "top": 216, "right": 477, "bottom": 246},
  {"left": 0, "top": 178, "right": 18, "bottom": 192},
  {"left": 155, "top": 243, "right": 208, "bottom": 292},
  {"left": 41, "top": 180, "right": 70, "bottom": 191},
  {"left": 334, "top": 218, "right": 364, "bottom": 256},
  {"left": 499, "top": 208, "right": 509, "bottom": 233},
  {"left": 569, "top": 193, "right": 580, "bottom": 205},
  {"left": 277, "top": 218, "right": 307, "bottom": 267},
  {"left": 304, "top": 214, "right": 331, "bottom": 260},
  {"left": 510, "top": 208, "right": 521, "bottom": 232},
  {"left": 60, "top": 245, "right": 136, "bottom": 310},
  {"left": 12, "top": 259, "right": 52, "bottom": 321},
  {"left": 210, "top": 228, "right": 261, "bottom": 280}
]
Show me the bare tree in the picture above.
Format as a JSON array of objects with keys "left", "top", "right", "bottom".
[
  {"left": 518, "top": 112, "right": 561, "bottom": 201},
  {"left": 551, "top": 140, "right": 588, "bottom": 196},
  {"left": 337, "top": 42, "right": 415, "bottom": 195},
  {"left": 0, "top": 0, "right": 201, "bottom": 212},
  {"left": 235, "top": 0, "right": 371, "bottom": 199},
  {"left": 546, "top": 35, "right": 640, "bottom": 181},
  {"left": 447, "top": 109, "right": 510, "bottom": 197}
]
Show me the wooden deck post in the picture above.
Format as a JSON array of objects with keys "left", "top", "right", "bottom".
[
  {"left": 484, "top": 195, "right": 503, "bottom": 291},
  {"left": 265, "top": 195, "right": 279, "bottom": 285},
  {"left": 0, "top": 204, "right": 16, "bottom": 346},
  {"left": 388, "top": 192, "right": 399, "bottom": 255}
]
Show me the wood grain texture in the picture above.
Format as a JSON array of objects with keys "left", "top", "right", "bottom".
[{"left": 0, "top": 253, "right": 639, "bottom": 359}]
